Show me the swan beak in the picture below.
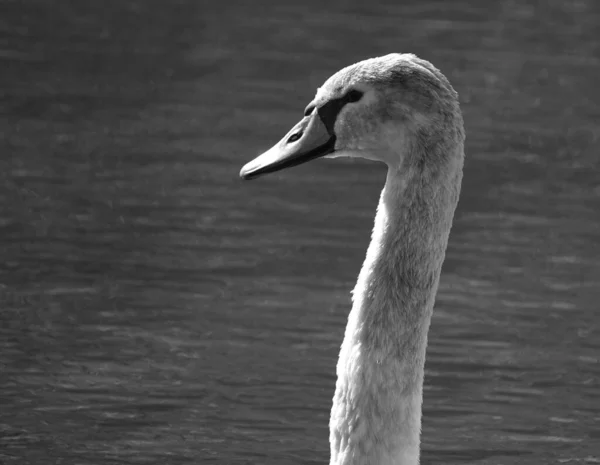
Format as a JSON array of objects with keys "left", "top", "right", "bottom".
[{"left": 240, "top": 113, "right": 335, "bottom": 180}]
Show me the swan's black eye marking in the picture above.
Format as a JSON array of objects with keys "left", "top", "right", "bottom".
[
  {"left": 304, "top": 104, "right": 315, "bottom": 117},
  {"left": 312, "top": 89, "right": 365, "bottom": 136},
  {"left": 346, "top": 89, "right": 363, "bottom": 103},
  {"left": 288, "top": 132, "right": 302, "bottom": 143}
]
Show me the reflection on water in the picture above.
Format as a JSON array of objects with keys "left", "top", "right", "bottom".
[{"left": 1, "top": 0, "right": 599, "bottom": 463}]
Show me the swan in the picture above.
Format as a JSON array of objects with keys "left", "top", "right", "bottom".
[{"left": 239, "top": 53, "right": 464, "bottom": 465}]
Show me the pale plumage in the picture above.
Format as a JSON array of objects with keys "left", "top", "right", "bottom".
[{"left": 240, "top": 53, "right": 464, "bottom": 465}]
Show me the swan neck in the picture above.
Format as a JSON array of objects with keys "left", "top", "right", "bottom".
[{"left": 329, "top": 156, "right": 461, "bottom": 465}]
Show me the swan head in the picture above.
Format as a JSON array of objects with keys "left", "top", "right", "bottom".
[{"left": 240, "top": 53, "right": 463, "bottom": 180}]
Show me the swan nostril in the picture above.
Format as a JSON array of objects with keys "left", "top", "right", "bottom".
[{"left": 287, "top": 132, "right": 302, "bottom": 143}]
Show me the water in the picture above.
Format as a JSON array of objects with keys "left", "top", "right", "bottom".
[{"left": 1, "top": 1, "right": 599, "bottom": 463}]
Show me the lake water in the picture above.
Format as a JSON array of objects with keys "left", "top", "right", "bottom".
[{"left": 1, "top": 1, "right": 599, "bottom": 463}]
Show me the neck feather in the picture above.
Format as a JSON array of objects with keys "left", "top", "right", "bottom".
[{"left": 329, "top": 144, "right": 462, "bottom": 465}]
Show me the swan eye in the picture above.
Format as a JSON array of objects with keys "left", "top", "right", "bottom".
[
  {"left": 288, "top": 132, "right": 302, "bottom": 143},
  {"left": 304, "top": 104, "right": 315, "bottom": 117},
  {"left": 346, "top": 89, "right": 363, "bottom": 103}
]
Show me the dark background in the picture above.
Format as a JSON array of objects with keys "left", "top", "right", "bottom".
[{"left": 1, "top": 1, "right": 599, "bottom": 463}]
